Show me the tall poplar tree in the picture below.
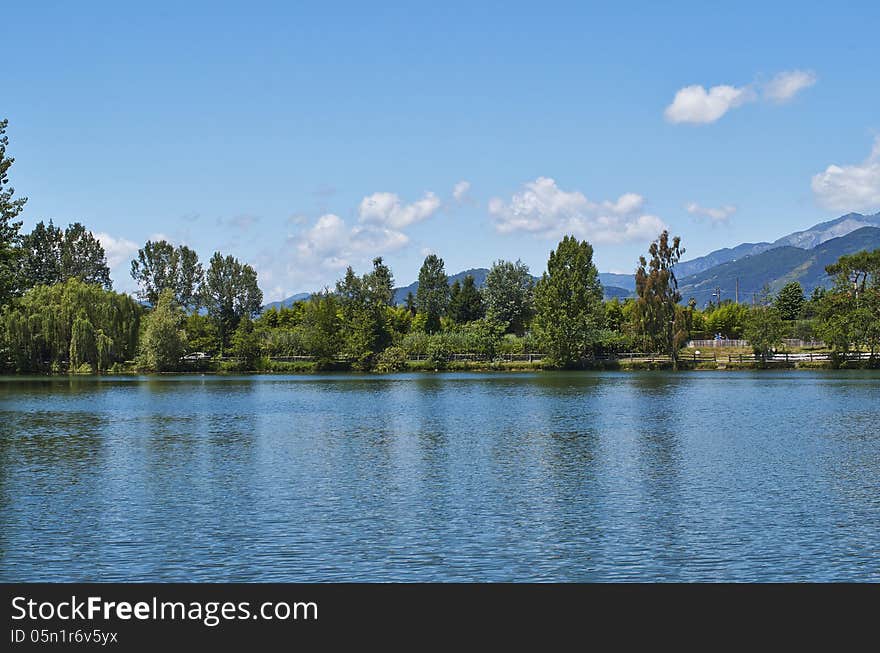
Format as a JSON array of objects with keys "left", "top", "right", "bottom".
[
  {"left": 415, "top": 254, "right": 449, "bottom": 333},
  {"left": 533, "top": 236, "right": 604, "bottom": 367}
]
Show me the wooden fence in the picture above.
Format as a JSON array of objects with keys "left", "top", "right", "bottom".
[
  {"left": 687, "top": 338, "right": 824, "bottom": 348},
  {"left": 206, "top": 350, "right": 876, "bottom": 365}
]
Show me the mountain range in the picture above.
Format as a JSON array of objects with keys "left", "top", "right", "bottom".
[{"left": 263, "top": 210, "right": 880, "bottom": 311}]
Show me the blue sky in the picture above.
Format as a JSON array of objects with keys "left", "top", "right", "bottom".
[{"left": 5, "top": 1, "right": 880, "bottom": 300}]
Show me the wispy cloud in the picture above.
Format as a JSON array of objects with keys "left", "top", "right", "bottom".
[
  {"left": 452, "top": 180, "right": 471, "bottom": 202},
  {"left": 216, "top": 214, "right": 261, "bottom": 231},
  {"left": 685, "top": 202, "right": 737, "bottom": 223},
  {"left": 763, "top": 70, "right": 817, "bottom": 104}
]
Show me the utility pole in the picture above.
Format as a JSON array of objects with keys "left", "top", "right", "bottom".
[{"left": 735, "top": 278, "right": 739, "bottom": 304}]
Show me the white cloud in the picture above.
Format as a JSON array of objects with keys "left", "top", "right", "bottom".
[
  {"left": 358, "top": 191, "right": 441, "bottom": 229},
  {"left": 488, "top": 177, "right": 666, "bottom": 244},
  {"left": 685, "top": 202, "right": 737, "bottom": 223},
  {"left": 664, "top": 84, "right": 755, "bottom": 124},
  {"left": 811, "top": 137, "right": 880, "bottom": 212},
  {"left": 95, "top": 232, "right": 139, "bottom": 292},
  {"left": 95, "top": 232, "right": 138, "bottom": 270},
  {"left": 452, "top": 180, "right": 471, "bottom": 202},
  {"left": 254, "top": 213, "right": 410, "bottom": 299},
  {"left": 763, "top": 70, "right": 817, "bottom": 104},
  {"left": 665, "top": 69, "right": 817, "bottom": 124}
]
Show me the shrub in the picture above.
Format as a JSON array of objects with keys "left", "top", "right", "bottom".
[
  {"left": 375, "top": 346, "right": 408, "bottom": 372},
  {"left": 427, "top": 339, "right": 452, "bottom": 369}
]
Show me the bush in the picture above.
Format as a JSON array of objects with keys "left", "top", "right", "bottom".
[
  {"left": 375, "top": 346, "right": 408, "bottom": 372},
  {"left": 427, "top": 339, "right": 452, "bottom": 369},
  {"left": 72, "top": 362, "right": 94, "bottom": 375}
]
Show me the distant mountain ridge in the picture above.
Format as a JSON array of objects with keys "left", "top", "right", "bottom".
[
  {"left": 673, "top": 211, "right": 880, "bottom": 279},
  {"left": 264, "top": 267, "right": 631, "bottom": 311},
  {"left": 263, "top": 210, "right": 880, "bottom": 311},
  {"left": 678, "top": 226, "right": 880, "bottom": 305}
]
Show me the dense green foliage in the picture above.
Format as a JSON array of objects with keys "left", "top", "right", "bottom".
[
  {"left": 775, "top": 281, "right": 806, "bottom": 321},
  {"left": 447, "top": 275, "right": 484, "bottom": 324},
  {"left": 482, "top": 260, "right": 534, "bottom": 335},
  {"left": 137, "top": 288, "right": 186, "bottom": 372},
  {"left": 131, "top": 239, "right": 204, "bottom": 309},
  {"left": 815, "top": 249, "right": 880, "bottom": 359},
  {"left": 2, "top": 278, "right": 141, "bottom": 372},
  {"left": 201, "top": 252, "right": 263, "bottom": 353},
  {"left": 744, "top": 289, "right": 785, "bottom": 361},
  {"left": 415, "top": 254, "right": 449, "bottom": 333},
  {"left": 532, "top": 237, "right": 604, "bottom": 367},
  {"left": 19, "top": 221, "right": 112, "bottom": 291}
]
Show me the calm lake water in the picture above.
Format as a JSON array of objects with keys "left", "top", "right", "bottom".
[{"left": 1, "top": 371, "right": 878, "bottom": 582}]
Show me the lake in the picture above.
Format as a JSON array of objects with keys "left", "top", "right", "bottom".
[{"left": 1, "top": 371, "right": 878, "bottom": 582}]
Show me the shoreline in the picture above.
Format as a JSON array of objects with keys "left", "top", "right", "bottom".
[{"left": 4, "top": 358, "right": 880, "bottom": 377}]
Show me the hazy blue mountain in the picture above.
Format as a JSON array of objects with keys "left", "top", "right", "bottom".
[
  {"left": 262, "top": 292, "right": 311, "bottom": 311},
  {"left": 598, "top": 272, "right": 635, "bottom": 290},
  {"left": 265, "top": 265, "right": 629, "bottom": 311},
  {"left": 674, "top": 211, "right": 880, "bottom": 279},
  {"left": 263, "top": 212, "right": 880, "bottom": 311},
  {"left": 603, "top": 286, "right": 632, "bottom": 300},
  {"left": 392, "top": 268, "right": 491, "bottom": 305},
  {"left": 678, "top": 227, "right": 880, "bottom": 305},
  {"left": 675, "top": 242, "right": 776, "bottom": 279}
]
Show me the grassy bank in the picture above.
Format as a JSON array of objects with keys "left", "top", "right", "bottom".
[{"left": 10, "top": 355, "right": 880, "bottom": 375}]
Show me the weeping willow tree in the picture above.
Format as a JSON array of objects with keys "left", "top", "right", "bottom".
[{"left": 1, "top": 277, "right": 142, "bottom": 372}]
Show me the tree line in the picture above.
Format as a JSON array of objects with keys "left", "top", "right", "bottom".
[{"left": 1, "top": 118, "right": 879, "bottom": 373}]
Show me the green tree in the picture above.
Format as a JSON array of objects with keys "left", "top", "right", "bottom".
[
  {"left": 60, "top": 223, "right": 112, "bottom": 288},
  {"left": 297, "top": 291, "right": 342, "bottom": 367},
  {"left": 533, "top": 236, "right": 604, "bottom": 367},
  {"left": 604, "top": 298, "right": 624, "bottom": 332},
  {"left": 0, "top": 119, "right": 26, "bottom": 306},
  {"left": 483, "top": 260, "right": 534, "bottom": 335},
  {"left": 775, "top": 281, "right": 806, "bottom": 321},
  {"left": 201, "top": 252, "right": 263, "bottom": 353},
  {"left": 404, "top": 291, "right": 416, "bottom": 316},
  {"left": 415, "top": 254, "right": 449, "bottom": 333},
  {"left": 744, "top": 289, "right": 785, "bottom": 362},
  {"left": 183, "top": 313, "right": 220, "bottom": 355},
  {"left": 634, "top": 231, "right": 688, "bottom": 369},
  {"left": 18, "top": 221, "right": 112, "bottom": 290},
  {"left": 137, "top": 288, "right": 186, "bottom": 372},
  {"left": 130, "top": 239, "right": 204, "bottom": 310},
  {"left": 336, "top": 257, "right": 396, "bottom": 368},
  {"left": 69, "top": 311, "right": 97, "bottom": 371},
  {"left": 817, "top": 249, "right": 880, "bottom": 361},
  {"left": 2, "top": 278, "right": 141, "bottom": 372},
  {"left": 20, "top": 220, "right": 63, "bottom": 288},
  {"left": 447, "top": 274, "right": 484, "bottom": 324},
  {"left": 231, "top": 315, "right": 262, "bottom": 370},
  {"left": 704, "top": 302, "right": 750, "bottom": 339}
]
